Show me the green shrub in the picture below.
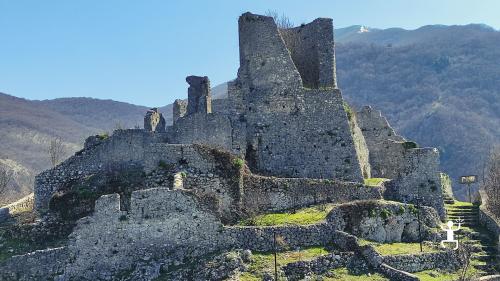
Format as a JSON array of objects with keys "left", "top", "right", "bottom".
[
  {"left": 158, "top": 160, "right": 168, "bottom": 169},
  {"left": 364, "top": 178, "right": 388, "bottom": 186},
  {"left": 402, "top": 141, "right": 418, "bottom": 149},
  {"left": 397, "top": 205, "right": 405, "bottom": 215},
  {"left": 76, "top": 188, "right": 95, "bottom": 199},
  {"left": 343, "top": 101, "right": 353, "bottom": 121},
  {"left": 119, "top": 215, "right": 128, "bottom": 221},
  {"left": 97, "top": 133, "right": 109, "bottom": 140},
  {"left": 233, "top": 158, "right": 245, "bottom": 169},
  {"left": 380, "top": 209, "right": 392, "bottom": 219},
  {"left": 408, "top": 205, "right": 418, "bottom": 215}
]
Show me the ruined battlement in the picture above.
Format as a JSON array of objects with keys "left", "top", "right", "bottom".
[
  {"left": 144, "top": 108, "right": 166, "bottom": 132},
  {"left": 186, "top": 75, "right": 212, "bottom": 115},
  {"left": 280, "top": 18, "right": 337, "bottom": 89}
]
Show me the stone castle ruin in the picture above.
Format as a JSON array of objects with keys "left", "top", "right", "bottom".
[{"left": 1, "top": 12, "right": 467, "bottom": 281}]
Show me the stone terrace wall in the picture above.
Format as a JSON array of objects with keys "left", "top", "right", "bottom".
[
  {"left": 280, "top": 18, "right": 337, "bottom": 89},
  {"left": 242, "top": 174, "right": 382, "bottom": 215},
  {"left": 479, "top": 201, "right": 500, "bottom": 256},
  {"left": 226, "top": 223, "right": 337, "bottom": 252},
  {"left": 35, "top": 130, "right": 168, "bottom": 210},
  {"left": 383, "top": 251, "right": 462, "bottom": 273}
]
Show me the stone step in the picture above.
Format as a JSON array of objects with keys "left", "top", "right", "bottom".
[
  {"left": 447, "top": 209, "right": 477, "bottom": 212},
  {"left": 473, "top": 263, "right": 496, "bottom": 272},
  {"left": 447, "top": 215, "right": 477, "bottom": 219},
  {"left": 446, "top": 208, "right": 478, "bottom": 212},
  {"left": 473, "top": 254, "right": 496, "bottom": 262}
]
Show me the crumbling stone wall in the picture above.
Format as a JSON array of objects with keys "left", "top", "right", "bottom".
[
  {"left": 283, "top": 252, "right": 355, "bottom": 281},
  {"left": 383, "top": 148, "right": 446, "bottom": 219},
  {"left": 186, "top": 76, "right": 212, "bottom": 115},
  {"left": 169, "top": 113, "right": 233, "bottom": 151},
  {"left": 173, "top": 99, "right": 187, "bottom": 124},
  {"left": 61, "top": 189, "right": 227, "bottom": 280},
  {"left": 35, "top": 130, "right": 168, "bottom": 210},
  {"left": 357, "top": 106, "right": 446, "bottom": 219},
  {"left": 0, "top": 247, "right": 69, "bottom": 281},
  {"left": 280, "top": 18, "right": 337, "bottom": 89},
  {"left": 242, "top": 174, "right": 382, "bottom": 215},
  {"left": 237, "top": 12, "right": 302, "bottom": 91}
]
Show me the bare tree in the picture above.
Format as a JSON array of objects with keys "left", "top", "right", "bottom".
[
  {"left": 481, "top": 146, "right": 500, "bottom": 217},
  {"left": 0, "top": 165, "right": 13, "bottom": 196},
  {"left": 47, "top": 137, "right": 64, "bottom": 167},
  {"left": 265, "top": 10, "right": 294, "bottom": 29}
]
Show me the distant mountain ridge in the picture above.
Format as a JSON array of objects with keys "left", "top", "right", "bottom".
[
  {"left": 335, "top": 23, "right": 497, "bottom": 45},
  {"left": 1, "top": 23, "right": 499, "bottom": 203}
]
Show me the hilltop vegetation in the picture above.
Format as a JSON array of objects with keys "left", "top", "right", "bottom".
[{"left": 336, "top": 24, "right": 500, "bottom": 199}]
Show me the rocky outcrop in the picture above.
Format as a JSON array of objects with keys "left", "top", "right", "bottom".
[{"left": 327, "top": 200, "right": 440, "bottom": 243}]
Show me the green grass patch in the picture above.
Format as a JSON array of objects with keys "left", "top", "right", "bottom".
[
  {"left": 446, "top": 201, "right": 474, "bottom": 207},
  {"left": 322, "top": 267, "right": 389, "bottom": 280},
  {"left": 243, "top": 247, "right": 328, "bottom": 280},
  {"left": 371, "top": 242, "right": 438, "bottom": 256},
  {"left": 364, "top": 178, "right": 389, "bottom": 187},
  {"left": 97, "top": 133, "right": 109, "bottom": 140},
  {"left": 239, "top": 205, "right": 334, "bottom": 226},
  {"left": 414, "top": 267, "right": 481, "bottom": 281},
  {"left": 343, "top": 101, "right": 354, "bottom": 121}
]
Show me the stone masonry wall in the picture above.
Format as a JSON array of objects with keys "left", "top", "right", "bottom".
[
  {"left": 356, "top": 106, "right": 446, "bottom": 219},
  {"left": 280, "top": 18, "right": 337, "bottom": 89},
  {"left": 35, "top": 130, "right": 168, "bottom": 210},
  {"left": 356, "top": 106, "right": 406, "bottom": 179},
  {"left": 383, "top": 251, "right": 462, "bottom": 273},
  {"left": 242, "top": 174, "right": 382, "bottom": 215},
  {"left": 237, "top": 12, "right": 302, "bottom": 91},
  {"left": 173, "top": 99, "right": 187, "bottom": 125},
  {"left": 240, "top": 88, "right": 364, "bottom": 182},
  {"left": 0, "top": 247, "right": 69, "bottom": 281},
  {"left": 61, "top": 189, "right": 228, "bottom": 280},
  {"left": 384, "top": 148, "right": 446, "bottom": 219},
  {"left": 169, "top": 113, "right": 233, "bottom": 151},
  {"left": 186, "top": 75, "right": 212, "bottom": 115}
]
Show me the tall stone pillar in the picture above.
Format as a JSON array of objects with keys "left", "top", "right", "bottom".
[
  {"left": 186, "top": 76, "right": 212, "bottom": 115},
  {"left": 173, "top": 99, "right": 187, "bottom": 124},
  {"left": 144, "top": 108, "right": 166, "bottom": 132}
]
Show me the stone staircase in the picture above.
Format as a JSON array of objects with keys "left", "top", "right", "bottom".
[{"left": 446, "top": 201, "right": 499, "bottom": 276}]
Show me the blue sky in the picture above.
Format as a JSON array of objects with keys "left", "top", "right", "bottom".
[{"left": 1, "top": 0, "right": 499, "bottom": 107}]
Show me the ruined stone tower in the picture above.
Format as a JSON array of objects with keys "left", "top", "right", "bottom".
[{"left": 167, "top": 12, "right": 365, "bottom": 182}]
